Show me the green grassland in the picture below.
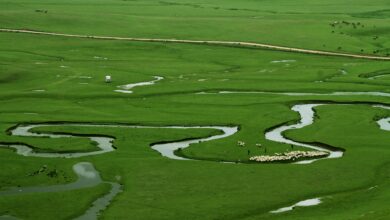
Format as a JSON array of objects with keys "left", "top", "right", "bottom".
[
  {"left": 1, "top": 0, "right": 390, "bottom": 55},
  {"left": 0, "top": 0, "right": 390, "bottom": 219}
]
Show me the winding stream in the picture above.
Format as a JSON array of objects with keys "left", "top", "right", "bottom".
[
  {"left": 265, "top": 104, "right": 344, "bottom": 164},
  {"left": 74, "top": 182, "right": 122, "bottom": 220},
  {"left": 270, "top": 198, "right": 322, "bottom": 213},
  {"left": 0, "top": 162, "right": 121, "bottom": 220},
  {"left": 0, "top": 124, "right": 238, "bottom": 219},
  {"left": 6, "top": 123, "right": 238, "bottom": 159},
  {"left": 265, "top": 103, "right": 389, "bottom": 212},
  {"left": 197, "top": 90, "right": 390, "bottom": 164},
  {"left": 114, "top": 76, "right": 163, "bottom": 94},
  {"left": 375, "top": 105, "right": 390, "bottom": 131},
  {"left": 197, "top": 90, "right": 390, "bottom": 97},
  {"left": 0, "top": 102, "right": 389, "bottom": 217},
  {"left": 266, "top": 103, "right": 390, "bottom": 164},
  {"left": 1, "top": 27, "right": 390, "bottom": 219},
  {"left": 0, "top": 162, "right": 101, "bottom": 196},
  {"left": 151, "top": 126, "right": 238, "bottom": 160}
]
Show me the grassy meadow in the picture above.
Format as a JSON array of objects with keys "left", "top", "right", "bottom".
[{"left": 0, "top": 0, "right": 390, "bottom": 219}]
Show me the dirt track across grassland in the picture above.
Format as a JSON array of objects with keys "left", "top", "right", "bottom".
[{"left": 1, "top": 28, "right": 390, "bottom": 61}]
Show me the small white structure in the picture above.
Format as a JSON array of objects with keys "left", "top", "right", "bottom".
[{"left": 105, "top": 75, "right": 111, "bottom": 83}]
